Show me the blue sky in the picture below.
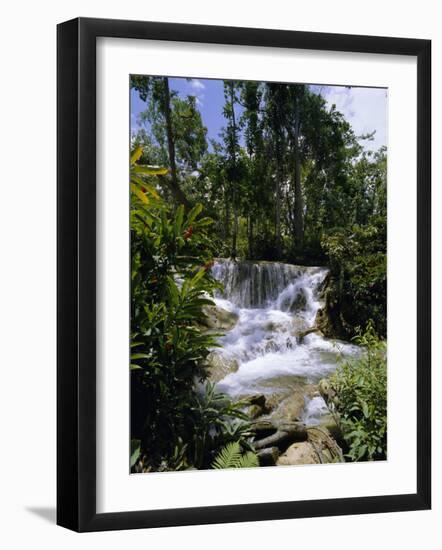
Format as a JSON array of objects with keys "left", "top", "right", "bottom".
[{"left": 130, "top": 77, "right": 387, "bottom": 152}]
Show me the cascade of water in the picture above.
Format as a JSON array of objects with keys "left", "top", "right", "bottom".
[
  {"left": 210, "top": 259, "right": 358, "bottom": 398},
  {"left": 212, "top": 259, "right": 326, "bottom": 311}
]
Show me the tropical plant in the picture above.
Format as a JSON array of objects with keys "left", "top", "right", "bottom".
[
  {"left": 321, "top": 215, "right": 387, "bottom": 339},
  {"left": 327, "top": 322, "right": 387, "bottom": 461},
  {"left": 130, "top": 144, "right": 168, "bottom": 204},
  {"left": 212, "top": 441, "right": 259, "bottom": 470},
  {"left": 130, "top": 161, "right": 256, "bottom": 471}
]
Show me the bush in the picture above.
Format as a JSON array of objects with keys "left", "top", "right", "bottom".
[
  {"left": 328, "top": 322, "right": 387, "bottom": 461},
  {"left": 321, "top": 219, "right": 386, "bottom": 339},
  {"left": 130, "top": 164, "right": 254, "bottom": 471}
]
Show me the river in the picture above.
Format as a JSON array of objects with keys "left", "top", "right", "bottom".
[{"left": 211, "top": 259, "right": 360, "bottom": 425}]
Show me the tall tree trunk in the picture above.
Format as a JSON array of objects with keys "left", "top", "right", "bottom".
[
  {"left": 275, "top": 153, "right": 282, "bottom": 258},
  {"left": 162, "top": 78, "right": 191, "bottom": 210},
  {"left": 293, "top": 97, "right": 304, "bottom": 248},
  {"left": 224, "top": 186, "right": 230, "bottom": 240},
  {"left": 232, "top": 201, "right": 238, "bottom": 259},
  {"left": 229, "top": 82, "right": 239, "bottom": 259},
  {"left": 247, "top": 216, "right": 253, "bottom": 259}
]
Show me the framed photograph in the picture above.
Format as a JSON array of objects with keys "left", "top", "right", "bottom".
[{"left": 57, "top": 17, "right": 431, "bottom": 532}]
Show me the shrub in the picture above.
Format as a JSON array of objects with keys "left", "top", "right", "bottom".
[
  {"left": 328, "top": 322, "right": 387, "bottom": 461},
  {"left": 321, "top": 219, "right": 387, "bottom": 339},
  {"left": 130, "top": 157, "right": 254, "bottom": 471}
]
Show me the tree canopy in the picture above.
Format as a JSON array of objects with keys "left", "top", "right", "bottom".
[{"left": 130, "top": 76, "right": 387, "bottom": 338}]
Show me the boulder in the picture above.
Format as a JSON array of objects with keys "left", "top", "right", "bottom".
[
  {"left": 277, "top": 442, "right": 319, "bottom": 466},
  {"left": 318, "top": 413, "right": 342, "bottom": 442},
  {"left": 289, "top": 289, "right": 307, "bottom": 312},
  {"left": 201, "top": 305, "right": 238, "bottom": 331},
  {"left": 205, "top": 352, "right": 239, "bottom": 383},
  {"left": 257, "top": 447, "right": 280, "bottom": 466},
  {"left": 315, "top": 306, "right": 336, "bottom": 339},
  {"left": 276, "top": 427, "right": 344, "bottom": 466},
  {"left": 242, "top": 394, "right": 270, "bottom": 419},
  {"left": 318, "top": 378, "right": 340, "bottom": 408},
  {"left": 248, "top": 394, "right": 267, "bottom": 409},
  {"left": 245, "top": 404, "right": 263, "bottom": 419},
  {"left": 271, "top": 390, "right": 306, "bottom": 424}
]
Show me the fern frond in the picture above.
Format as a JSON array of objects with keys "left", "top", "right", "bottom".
[
  {"left": 211, "top": 442, "right": 259, "bottom": 469},
  {"left": 212, "top": 441, "right": 242, "bottom": 469},
  {"left": 236, "top": 451, "right": 259, "bottom": 468}
]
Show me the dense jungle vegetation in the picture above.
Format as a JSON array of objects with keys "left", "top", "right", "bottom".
[{"left": 129, "top": 76, "right": 387, "bottom": 471}]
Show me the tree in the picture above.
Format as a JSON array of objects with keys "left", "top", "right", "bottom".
[
  {"left": 287, "top": 85, "right": 306, "bottom": 248},
  {"left": 264, "top": 83, "right": 288, "bottom": 257},
  {"left": 222, "top": 80, "right": 242, "bottom": 258},
  {"left": 131, "top": 76, "right": 191, "bottom": 209}
]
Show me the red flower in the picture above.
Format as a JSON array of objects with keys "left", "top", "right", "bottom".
[{"left": 183, "top": 226, "right": 193, "bottom": 240}]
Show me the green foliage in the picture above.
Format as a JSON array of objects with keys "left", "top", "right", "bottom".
[
  {"left": 130, "top": 168, "right": 254, "bottom": 471},
  {"left": 321, "top": 215, "right": 386, "bottom": 338},
  {"left": 328, "top": 322, "right": 387, "bottom": 461},
  {"left": 129, "top": 77, "right": 388, "bottom": 469},
  {"left": 130, "top": 439, "right": 141, "bottom": 468},
  {"left": 211, "top": 441, "right": 259, "bottom": 470},
  {"left": 130, "top": 144, "right": 167, "bottom": 204}
]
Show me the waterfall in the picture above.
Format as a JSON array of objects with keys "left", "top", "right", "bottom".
[
  {"left": 210, "top": 259, "right": 358, "bottom": 399},
  {"left": 212, "top": 259, "right": 316, "bottom": 309},
  {"left": 212, "top": 259, "right": 327, "bottom": 320}
]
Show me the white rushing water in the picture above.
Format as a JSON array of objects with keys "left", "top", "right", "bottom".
[{"left": 211, "top": 259, "right": 359, "bottom": 400}]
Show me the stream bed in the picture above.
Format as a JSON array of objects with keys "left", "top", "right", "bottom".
[{"left": 211, "top": 259, "right": 360, "bottom": 426}]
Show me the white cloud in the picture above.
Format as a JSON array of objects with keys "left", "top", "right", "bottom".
[
  {"left": 186, "top": 79, "right": 206, "bottom": 107},
  {"left": 189, "top": 79, "right": 206, "bottom": 92},
  {"left": 315, "top": 85, "right": 388, "bottom": 152}
]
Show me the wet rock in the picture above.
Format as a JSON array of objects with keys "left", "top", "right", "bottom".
[
  {"left": 248, "top": 394, "right": 267, "bottom": 409},
  {"left": 205, "top": 352, "right": 239, "bottom": 383},
  {"left": 242, "top": 394, "right": 270, "bottom": 417},
  {"left": 264, "top": 339, "right": 279, "bottom": 353},
  {"left": 277, "top": 441, "right": 319, "bottom": 466},
  {"left": 277, "top": 426, "right": 343, "bottom": 466},
  {"left": 318, "top": 378, "right": 339, "bottom": 407},
  {"left": 289, "top": 289, "right": 307, "bottom": 312},
  {"left": 263, "top": 320, "right": 286, "bottom": 332},
  {"left": 257, "top": 447, "right": 280, "bottom": 466},
  {"left": 246, "top": 404, "right": 263, "bottom": 419},
  {"left": 318, "top": 413, "right": 342, "bottom": 442},
  {"left": 315, "top": 306, "right": 335, "bottom": 339},
  {"left": 271, "top": 390, "right": 306, "bottom": 423},
  {"left": 201, "top": 305, "right": 238, "bottom": 331}
]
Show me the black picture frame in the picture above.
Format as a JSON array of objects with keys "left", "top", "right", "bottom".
[{"left": 57, "top": 17, "right": 431, "bottom": 532}]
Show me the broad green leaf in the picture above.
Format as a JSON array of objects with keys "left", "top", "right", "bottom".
[
  {"left": 130, "top": 146, "right": 143, "bottom": 164},
  {"left": 174, "top": 204, "right": 184, "bottom": 235},
  {"left": 130, "top": 439, "right": 141, "bottom": 467},
  {"left": 186, "top": 203, "right": 203, "bottom": 225},
  {"left": 131, "top": 183, "right": 149, "bottom": 204},
  {"left": 133, "top": 165, "right": 169, "bottom": 176},
  {"left": 130, "top": 353, "right": 151, "bottom": 360},
  {"left": 130, "top": 363, "right": 143, "bottom": 371}
]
